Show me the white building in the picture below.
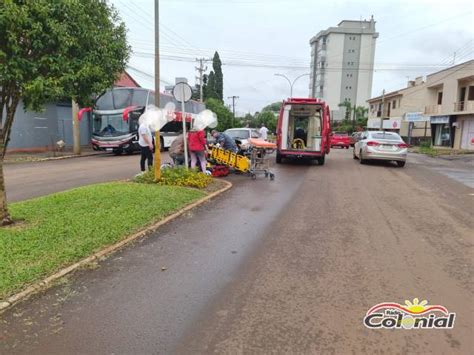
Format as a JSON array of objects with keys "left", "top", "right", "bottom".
[{"left": 309, "top": 18, "right": 378, "bottom": 120}]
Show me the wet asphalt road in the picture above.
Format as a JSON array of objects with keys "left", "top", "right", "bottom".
[
  {"left": 1, "top": 149, "right": 473, "bottom": 354},
  {"left": 4, "top": 152, "right": 168, "bottom": 202}
]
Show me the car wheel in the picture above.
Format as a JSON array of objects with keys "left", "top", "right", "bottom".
[
  {"left": 113, "top": 148, "right": 123, "bottom": 155},
  {"left": 359, "top": 150, "right": 365, "bottom": 164},
  {"left": 396, "top": 161, "right": 406, "bottom": 167},
  {"left": 317, "top": 155, "right": 325, "bottom": 165},
  {"left": 345, "top": 146, "right": 349, "bottom": 149}
]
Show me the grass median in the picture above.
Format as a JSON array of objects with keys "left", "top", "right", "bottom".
[{"left": 0, "top": 182, "right": 206, "bottom": 299}]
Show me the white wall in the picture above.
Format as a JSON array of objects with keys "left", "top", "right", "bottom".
[
  {"left": 356, "top": 34, "right": 376, "bottom": 108},
  {"left": 324, "top": 33, "right": 344, "bottom": 115}
]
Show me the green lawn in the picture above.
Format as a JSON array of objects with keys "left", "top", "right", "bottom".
[{"left": 0, "top": 182, "right": 205, "bottom": 299}]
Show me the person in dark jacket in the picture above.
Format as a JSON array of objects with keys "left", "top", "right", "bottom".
[
  {"left": 187, "top": 129, "right": 207, "bottom": 172},
  {"left": 211, "top": 130, "right": 238, "bottom": 152}
]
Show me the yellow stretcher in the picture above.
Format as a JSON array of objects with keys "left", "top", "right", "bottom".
[{"left": 210, "top": 147, "right": 251, "bottom": 172}]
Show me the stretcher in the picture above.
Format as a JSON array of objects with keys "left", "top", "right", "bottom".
[
  {"left": 247, "top": 139, "right": 276, "bottom": 180},
  {"left": 210, "top": 146, "right": 250, "bottom": 172}
]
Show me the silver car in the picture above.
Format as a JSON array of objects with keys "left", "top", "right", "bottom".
[
  {"left": 353, "top": 131, "right": 408, "bottom": 167},
  {"left": 224, "top": 128, "right": 260, "bottom": 150}
]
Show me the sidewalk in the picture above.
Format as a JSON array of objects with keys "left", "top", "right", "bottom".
[
  {"left": 5, "top": 147, "right": 107, "bottom": 164},
  {"left": 408, "top": 152, "right": 474, "bottom": 188}
]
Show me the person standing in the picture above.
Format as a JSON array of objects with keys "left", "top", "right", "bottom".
[
  {"left": 138, "top": 117, "right": 153, "bottom": 172},
  {"left": 187, "top": 128, "right": 207, "bottom": 172},
  {"left": 259, "top": 123, "right": 269, "bottom": 141}
]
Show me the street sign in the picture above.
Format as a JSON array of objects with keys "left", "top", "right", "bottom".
[
  {"left": 172, "top": 82, "right": 193, "bottom": 103},
  {"left": 382, "top": 119, "right": 401, "bottom": 129},
  {"left": 404, "top": 112, "right": 428, "bottom": 122},
  {"left": 172, "top": 81, "right": 193, "bottom": 169},
  {"left": 367, "top": 119, "right": 381, "bottom": 129},
  {"left": 430, "top": 116, "right": 449, "bottom": 124}
]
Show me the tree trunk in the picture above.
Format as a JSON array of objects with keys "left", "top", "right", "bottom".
[
  {"left": 0, "top": 94, "right": 20, "bottom": 226},
  {"left": 0, "top": 141, "right": 12, "bottom": 226}
]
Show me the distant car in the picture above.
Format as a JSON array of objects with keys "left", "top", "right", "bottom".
[
  {"left": 330, "top": 132, "right": 350, "bottom": 149},
  {"left": 224, "top": 128, "right": 260, "bottom": 150},
  {"left": 353, "top": 131, "right": 408, "bottom": 167},
  {"left": 350, "top": 132, "right": 363, "bottom": 147}
]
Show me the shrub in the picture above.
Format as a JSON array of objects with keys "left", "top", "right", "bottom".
[
  {"left": 133, "top": 167, "right": 212, "bottom": 189},
  {"left": 420, "top": 140, "right": 431, "bottom": 148}
]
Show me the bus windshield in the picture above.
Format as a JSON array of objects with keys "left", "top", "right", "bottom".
[{"left": 93, "top": 113, "right": 130, "bottom": 136}]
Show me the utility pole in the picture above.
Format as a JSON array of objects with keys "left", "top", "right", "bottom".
[
  {"left": 72, "top": 99, "right": 80, "bottom": 154},
  {"left": 154, "top": 0, "right": 161, "bottom": 180},
  {"left": 195, "top": 58, "right": 211, "bottom": 102},
  {"left": 228, "top": 95, "right": 239, "bottom": 127},
  {"left": 380, "top": 89, "right": 385, "bottom": 131}
]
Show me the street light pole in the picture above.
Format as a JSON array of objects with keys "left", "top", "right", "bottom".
[
  {"left": 154, "top": 0, "right": 161, "bottom": 180},
  {"left": 274, "top": 73, "right": 310, "bottom": 98}
]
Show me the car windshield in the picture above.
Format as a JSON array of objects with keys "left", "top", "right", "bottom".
[
  {"left": 225, "top": 129, "right": 250, "bottom": 139},
  {"left": 93, "top": 113, "right": 129, "bottom": 136},
  {"left": 370, "top": 132, "right": 401, "bottom": 140}
]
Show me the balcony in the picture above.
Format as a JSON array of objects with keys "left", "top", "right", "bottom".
[
  {"left": 453, "top": 101, "right": 474, "bottom": 113},
  {"left": 425, "top": 105, "right": 442, "bottom": 115}
]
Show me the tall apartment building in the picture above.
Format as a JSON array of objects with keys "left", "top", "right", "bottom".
[{"left": 309, "top": 18, "right": 378, "bottom": 120}]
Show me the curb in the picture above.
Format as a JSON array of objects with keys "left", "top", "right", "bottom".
[
  {"left": 0, "top": 180, "right": 232, "bottom": 313},
  {"left": 5, "top": 151, "right": 109, "bottom": 164}
]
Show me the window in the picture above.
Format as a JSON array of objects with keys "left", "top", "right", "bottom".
[
  {"left": 468, "top": 86, "right": 474, "bottom": 101},
  {"left": 437, "top": 92, "right": 443, "bottom": 105},
  {"left": 392, "top": 100, "right": 396, "bottom": 109}
]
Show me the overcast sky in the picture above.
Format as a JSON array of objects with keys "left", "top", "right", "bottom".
[{"left": 111, "top": 0, "right": 474, "bottom": 114}]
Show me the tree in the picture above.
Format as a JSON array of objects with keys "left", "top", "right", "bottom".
[
  {"left": 336, "top": 101, "right": 368, "bottom": 133},
  {"left": 338, "top": 100, "right": 352, "bottom": 120},
  {"left": 205, "top": 98, "right": 233, "bottom": 131},
  {"left": 254, "top": 111, "right": 278, "bottom": 132},
  {"left": 212, "top": 52, "right": 223, "bottom": 101},
  {"left": 206, "top": 71, "right": 217, "bottom": 101},
  {"left": 202, "top": 51, "right": 223, "bottom": 102},
  {"left": 0, "top": 0, "right": 130, "bottom": 225},
  {"left": 262, "top": 101, "right": 282, "bottom": 114}
]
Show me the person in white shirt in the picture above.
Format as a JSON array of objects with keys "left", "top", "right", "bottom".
[
  {"left": 138, "top": 118, "right": 154, "bottom": 172},
  {"left": 259, "top": 123, "right": 269, "bottom": 141}
]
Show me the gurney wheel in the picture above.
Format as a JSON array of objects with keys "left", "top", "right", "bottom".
[
  {"left": 251, "top": 173, "right": 257, "bottom": 180},
  {"left": 270, "top": 173, "right": 275, "bottom": 181}
]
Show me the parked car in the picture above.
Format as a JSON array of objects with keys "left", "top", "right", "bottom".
[
  {"left": 350, "top": 131, "right": 363, "bottom": 147},
  {"left": 330, "top": 132, "right": 350, "bottom": 149},
  {"left": 224, "top": 128, "right": 260, "bottom": 150},
  {"left": 353, "top": 131, "right": 408, "bottom": 167}
]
